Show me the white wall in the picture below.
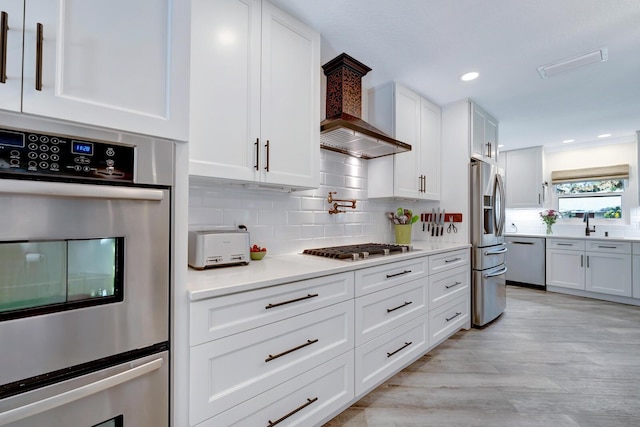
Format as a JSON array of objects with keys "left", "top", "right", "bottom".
[
  {"left": 506, "top": 139, "right": 640, "bottom": 237},
  {"left": 189, "top": 150, "right": 454, "bottom": 255}
]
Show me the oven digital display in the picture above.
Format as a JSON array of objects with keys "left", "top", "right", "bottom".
[
  {"left": 72, "top": 140, "right": 94, "bottom": 155},
  {"left": 0, "top": 130, "right": 26, "bottom": 148}
]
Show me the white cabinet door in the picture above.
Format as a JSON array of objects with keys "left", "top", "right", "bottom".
[
  {"left": 392, "top": 83, "right": 421, "bottom": 199},
  {"left": 420, "top": 97, "right": 441, "bottom": 200},
  {"left": 585, "top": 252, "right": 632, "bottom": 297},
  {"left": 546, "top": 249, "right": 585, "bottom": 290},
  {"left": 0, "top": 1, "right": 24, "bottom": 112},
  {"left": 22, "top": 0, "right": 188, "bottom": 140},
  {"left": 259, "top": 1, "right": 319, "bottom": 188},
  {"left": 470, "top": 102, "right": 498, "bottom": 163},
  {"left": 505, "top": 147, "right": 544, "bottom": 208},
  {"left": 189, "top": 0, "right": 261, "bottom": 182},
  {"left": 633, "top": 255, "right": 640, "bottom": 299},
  {"left": 189, "top": 0, "right": 319, "bottom": 189}
]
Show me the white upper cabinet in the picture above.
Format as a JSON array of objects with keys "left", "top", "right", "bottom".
[
  {"left": 1, "top": 0, "right": 189, "bottom": 140},
  {"left": 0, "top": 1, "right": 24, "bottom": 112},
  {"left": 368, "top": 82, "right": 441, "bottom": 200},
  {"left": 505, "top": 146, "right": 545, "bottom": 208},
  {"left": 189, "top": 0, "right": 320, "bottom": 190},
  {"left": 470, "top": 102, "right": 498, "bottom": 163}
]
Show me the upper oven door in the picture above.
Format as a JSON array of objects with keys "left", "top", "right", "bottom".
[{"left": 0, "top": 180, "right": 170, "bottom": 387}]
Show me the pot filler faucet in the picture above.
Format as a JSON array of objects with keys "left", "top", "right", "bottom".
[{"left": 584, "top": 212, "right": 596, "bottom": 236}]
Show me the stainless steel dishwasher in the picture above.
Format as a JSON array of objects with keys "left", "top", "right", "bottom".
[{"left": 505, "top": 236, "right": 546, "bottom": 289}]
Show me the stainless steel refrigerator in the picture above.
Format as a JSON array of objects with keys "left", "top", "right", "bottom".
[{"left": 470, "top": 159, "right": 507, "bottom": 326}]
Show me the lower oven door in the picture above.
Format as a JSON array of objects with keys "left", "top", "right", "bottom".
[
  {"left": 472, "top": 264, "right": 507, "bottom": 327},
  {"left": 0, "top": 351, "right": 168, "bottom": 427}
]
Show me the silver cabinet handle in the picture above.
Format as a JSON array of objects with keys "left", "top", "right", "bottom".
[
  {"left": 35, "top": 22, "right": 43, "bottom": 91},
  {"left": 581, "top": 254, "right": 584, "bottom": 267},
  {"left": 444, "top": 257, "right": 462, "bottom": 263},
  {"left": 587, "top": 255, "right": 589, "bottom": 268},
  {"left": 0, "top": 358, "right": 163, "bottom": 426},
  {"left": 0, "top": 11, "right": 8, "bottom": 84},
  {"left": 557, "top": 243, "right": 574, "bottom": 246},
  {"left": 597, "top": 245, "right": 618, "bottom": 249},
  {"left": 445, "top": 281, "right": 463, "bottom": 289}
]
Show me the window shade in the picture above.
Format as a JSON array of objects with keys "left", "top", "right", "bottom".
[{"left": 551, "top": 164, "right": 630, "bottom": 184}]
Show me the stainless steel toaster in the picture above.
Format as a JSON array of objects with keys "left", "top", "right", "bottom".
[{"left": 188, "top": 230, "right": 250, "bottom": 269}]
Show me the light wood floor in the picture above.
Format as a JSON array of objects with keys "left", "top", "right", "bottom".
[{"left": 324, "top": 286, "right": 640, "bottom": 426}]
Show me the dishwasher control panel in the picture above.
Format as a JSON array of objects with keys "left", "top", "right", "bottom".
[{"left": 0, "top": 126, "right": 134, "bottom": 182}]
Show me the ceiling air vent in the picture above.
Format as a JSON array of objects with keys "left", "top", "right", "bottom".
[{"left": 537, "top": 47, "right": 608, "bottom": 79}]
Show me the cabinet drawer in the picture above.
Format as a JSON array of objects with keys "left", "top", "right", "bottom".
[
  {"left": 633, "top": 243, "right": 640, "bottom": 255},
  {"left": 197, "top": 351, "right": 354, "bottom": 427},
  {"left": 190, "top": 301, "right": 353, "bottom": 424},
  {"left": 586, "top": 240, "right": 631, "bottom": 254},
  {"left": 429, "top": 265, "right": 470, "bottom": 310},
  {"left": 355, "top": 315, "right": 428, "bottom": 396},
  {"left": 429, "top": 295, "right": 469, "bottom": 348},
  {"left": 546, "top": 239, "right": 585, "bottom": 250},
  {"left": 355, "top": 277, "right": 427, "bottom": 346},
  {"left": 355, "top": 257, "right": 428, "bottom": 296},
  {"left": 190, "top": 272, "right": 353, "bottom": 345},
  {"left": 429, "top": 249, "right": 470, "bottom": 275}
]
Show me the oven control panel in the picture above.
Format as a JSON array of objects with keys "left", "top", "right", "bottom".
[{"left": 0, "top": 127, "right": 134, "bottom": 182}]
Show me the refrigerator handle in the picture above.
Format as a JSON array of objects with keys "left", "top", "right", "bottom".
[
  {"left": 484, "top": 247, "right": 508, "bottom": 255},
  {"left": 483, "top": 266, "right": 508, "bottom": 278},
  {"left": 494, "top": 173, "right": 506, "bottom": 236}
]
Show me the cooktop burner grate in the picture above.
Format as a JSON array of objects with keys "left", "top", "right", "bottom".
[{"left": 302, "top": 243, "right": 413, "bottom": 261}]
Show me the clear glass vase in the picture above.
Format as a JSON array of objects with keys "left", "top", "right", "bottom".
[{"left": 546, "top": 223, "right": 553, "bottom": 235}]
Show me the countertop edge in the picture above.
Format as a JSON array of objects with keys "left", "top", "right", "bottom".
[
  {"left": 188, "top": 242, "right": 471, "bottom": 301},
  {"left": 506, "top": 233, "right": 640, "bottom": 242}
]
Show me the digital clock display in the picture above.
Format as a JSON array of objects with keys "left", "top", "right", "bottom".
[
  {"left": 0, "top": 130, "right": 25, "bottom": 148},
  {"left": 72, "top": 140, "right": 94, "bottom": 156}
]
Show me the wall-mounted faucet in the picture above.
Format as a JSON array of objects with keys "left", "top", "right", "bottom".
[{"left": 584, "top": 212, "right": 596, "bottom": 236}]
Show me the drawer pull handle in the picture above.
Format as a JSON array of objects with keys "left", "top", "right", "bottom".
[
  {"left": 557, "top": 243, "right": 573, "bottom": 246},
  {"left": 35, "top": 23, "right": 43, "bottom": 91},
  {"left": 446, "top": 312, "right": 462, "bottom": 322},
  {"left": 387, "top": 301, "right": 413, "bottom": 313},
  {"left": 387, "top": 341, "right": 412, "bottom": 358},
  {"left": 597, "top": 245, "right": 618, "bottom": 249},
  {"left": 511, "top": 241, "right": 534, "bottom": 245},
  {"left": 444, "top": 257, "right": 462, "bottom": 263},
  {"left": 1, "top": 11, "right": 7, "bottom": 84},
  {"left": 445, "top": 281, "right": 463, "bottom": 289},
  {"left": 265, "top": 293, "right": 319, "bottom": 309},
  {"left": 265, "top": 339, "right": 318, "bottom": 363},
  {"left": 386, "top": 270, "right": 411, "bottom": 278},
  {"left": 267, "top": 397, "right": 318, "bottom": 426}
]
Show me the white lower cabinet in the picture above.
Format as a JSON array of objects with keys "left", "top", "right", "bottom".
[
  {"left": 355, "top": 315, "right": 428, "bottom": 396},
  {"left": 633, "top": 243, "right": 640, "bottom": 299},
  {"left": 546, "top": 239, "right": 632, "bottom": 297},
  {"left": 197, "top": 351, "right": 354, "bottom": 427},
  {"left": 188, "top": 249, "right": 471, "bottom": 426}
]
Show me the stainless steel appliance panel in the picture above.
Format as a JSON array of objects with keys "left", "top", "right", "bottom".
[
  {"left": 505, "top": 237, "right": 546, "bottom": 288},
  {"left": 0, "top": 351, "right": 168, "bottom": 427},
  {"left": 472, "top": 265, "right": 507, "bottom": 327},
  {"left": 0, "top": 183, "right": 170, "bottom": 386}
]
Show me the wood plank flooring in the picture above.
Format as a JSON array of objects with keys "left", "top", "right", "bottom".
[{"left": 324, "top": 286, "right": 640, "bottom": 426}]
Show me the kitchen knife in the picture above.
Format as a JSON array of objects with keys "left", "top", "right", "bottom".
[
  {"left": 431, "top": 208, "right": 436, "bottom": 236},
  {"left": 441, "top": 209, "right": 445, "bottom": 236}
]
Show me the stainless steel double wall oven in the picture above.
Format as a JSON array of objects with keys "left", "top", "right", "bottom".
[{"left": 0, "top": 116, "right": 173, "bottom": 427}]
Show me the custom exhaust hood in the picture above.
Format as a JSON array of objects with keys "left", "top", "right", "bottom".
[{"left": 320, "top": 53, "right": 411, "bottom": 159}]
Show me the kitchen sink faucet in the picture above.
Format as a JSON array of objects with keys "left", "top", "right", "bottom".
[{"left": 584, "top": 213, "right": 596, "bottom": 236}]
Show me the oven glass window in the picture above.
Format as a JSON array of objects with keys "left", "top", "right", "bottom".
[
  {"left": 93, "top": 415, "right": 124, "bottom": 427},
  {"left": 0, "top": 237, "right": 124, "bottom": 320}
]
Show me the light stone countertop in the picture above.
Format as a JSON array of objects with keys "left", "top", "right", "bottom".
[
  {"left": 188, "top": 241, "right": 471, "bottom": 301},
  {"left": 506, "top": 233, "right": 640, "bottom": 242}
]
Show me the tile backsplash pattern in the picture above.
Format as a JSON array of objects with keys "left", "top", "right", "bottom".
[{"left": 189, "top": 151, "right": 434, "bottom": 255}]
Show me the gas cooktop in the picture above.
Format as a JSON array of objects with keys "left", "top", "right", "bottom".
[{"left": 302, "top": 243, "right": 413, "bottom": 261}]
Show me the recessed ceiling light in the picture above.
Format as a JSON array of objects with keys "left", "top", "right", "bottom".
[
  {"left": 598, "top": 133, "right": 612, "bottom": 138},
  {"left": 562, "top": 139, "right": 575, "bottom": 143},
  {"left": 460, "top": 72, "right": 479, "bottom": 82}
]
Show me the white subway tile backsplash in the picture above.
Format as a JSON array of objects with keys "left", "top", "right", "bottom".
[{"left": 188, "top": 153, "right": 429, "bottom": 255}]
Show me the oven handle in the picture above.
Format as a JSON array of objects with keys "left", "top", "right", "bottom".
[
  {"left": 0, "top": 179, "right": 164, "bottom": 201},
  {"left": 0, "top": 357, "right": 163, "bottom": 426}
]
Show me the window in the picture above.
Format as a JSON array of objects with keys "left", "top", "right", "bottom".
[{"left": 555, "top": 179, "right": 624, "bottom": 219}]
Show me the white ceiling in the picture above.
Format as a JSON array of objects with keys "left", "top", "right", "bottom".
[{"left": 270, "top": 0, "right": 640, "bottom": 151}]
